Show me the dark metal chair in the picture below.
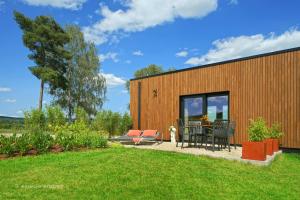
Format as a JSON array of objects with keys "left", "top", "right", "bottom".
[{"left": 206, "top": 120, "right": 229, "bottom": 152}]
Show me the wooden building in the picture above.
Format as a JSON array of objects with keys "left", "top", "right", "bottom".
[{"left": 129, "top": 47, "right": 300, "bottom": 149}]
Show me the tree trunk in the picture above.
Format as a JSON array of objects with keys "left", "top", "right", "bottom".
[{"left": 38, "top": 80, "right": 44, "bottom": 110}]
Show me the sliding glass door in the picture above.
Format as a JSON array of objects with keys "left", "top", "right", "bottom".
[
  {"left": 180, "top": 92, "right": 229, "bottom": 124},
  {"left": 180, "top": 95, "right": 204, "bottom": 126}
]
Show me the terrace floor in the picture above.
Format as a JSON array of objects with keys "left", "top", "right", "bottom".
[{"left": 124, "top": 142, "right": 282, "bottom": 166}]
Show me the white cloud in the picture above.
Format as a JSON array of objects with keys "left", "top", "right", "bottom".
[
  {"left": 132, "top": 50, "right": 143, "bottom": 56},
  {"left": 176, "top": 50, "right": 188, "bottom": 57},
  {"left": 22, "top": 0, "right": 87, "bottom": 10},
  {"left": 121, "top": 90, "right": 128, "bottom": 94},
  {"left": 100, "top": 73, "right": 126, "bottom": 87},
  {"left": 16, "top": 110, "right": 23, "bottom": 114},
  {"left": 0, "top": 87, "right": 11, "bottom": 92},
  {"left": 185, "top": 28, "right": 300, "bottom": 66},
  {"left": 228, "top": 0, "right": 238, "bottom": 5},
  {"left": 83, "top": 0, "right": 218, "bottom": 45},
  {"left": 99, "top": 52, "right": 119, "bottom": 63},
  {"left": 4, "top": 99, "right": 16, "bottom": 103},
  {"left": 125, "top": 60, "right": 132, "bottom": 64}
]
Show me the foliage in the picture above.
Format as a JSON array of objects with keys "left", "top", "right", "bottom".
[
  {"left": 24, "top": 109, "right": 46, "bottom": 131},
  {"left": 118, "top": 112, "right": 132, "bottom": 134},
  {"left": 14, "top": 11, "right": 70, "bottom": 110},
  {"left": 269, "top": 122, "right": 284, "bottom": 139},
  {"left": 31, "top": 131, "right": 54, "bottom": 153},
  {"left": 247, "top": 117, "right": 268, "bottom": 142},
  {"left": 75, "top": 107, "right": 89, "bottom": 125},
  {"left": 92, "top": 110, "right": 127, "bottom": 136},
  {"left": 54, "top": 122, "right": 107, "bottom": 150},
  {"left": 46, "top": 106, "right": 66, "bottom": 132},
  {"left": 52, "top": 25, "right": 106, "bottom": 119}
]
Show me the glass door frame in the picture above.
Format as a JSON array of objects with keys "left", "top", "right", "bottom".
[{"left": 179, "top": 91, "right": 230, "bottom": 125}]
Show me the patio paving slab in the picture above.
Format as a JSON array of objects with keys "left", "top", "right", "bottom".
[{"left": 123, "top": 142, "right": 282, "bottom": 166}]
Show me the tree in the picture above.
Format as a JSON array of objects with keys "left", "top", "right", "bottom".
[
  {"left": 52, "top": 25, "right": 106, "bottom": 120},
  {"left": 125, "top": 64, "right": 164, "bottom": 92},
  {"left": 14, "top": 11, "right": 70, "bottom": 110}
]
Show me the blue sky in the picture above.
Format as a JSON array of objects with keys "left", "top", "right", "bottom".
[{"left": 0, "top": 0, "right": 300, "bottom": 117}]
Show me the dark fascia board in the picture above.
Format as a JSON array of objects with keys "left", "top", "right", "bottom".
[{"left": 130, "top": 46, "right": 300, "bottom": 81}]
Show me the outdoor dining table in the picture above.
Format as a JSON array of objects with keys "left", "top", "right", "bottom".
[{"left": 183, "top": 122, "right": 212, "bottom": 148}]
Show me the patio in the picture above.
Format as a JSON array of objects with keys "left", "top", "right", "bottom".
[{"left": 124, "top": 142, "right": 282, "bottom": 166}]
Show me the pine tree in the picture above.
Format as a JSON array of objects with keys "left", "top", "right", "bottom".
[{"left": 14, "top": 11, "right": 70, "bottom": 110}]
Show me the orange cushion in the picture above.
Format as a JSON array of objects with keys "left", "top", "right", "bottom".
[
  {"left": 127, "top": 130, "right": 141, "bottom": 137},
  {"left": 142, "top": 130, "right": 157, "bottom": 137}
]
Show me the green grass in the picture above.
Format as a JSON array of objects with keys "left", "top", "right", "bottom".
[{"left": 0, "top": 147, "right": 299, "bottom": 200}]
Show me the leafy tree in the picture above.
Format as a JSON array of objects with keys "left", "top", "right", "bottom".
[
  {"left": 92, "top": 110, "right": 122, "bottom": 137},
  {"left": 125, "top": 64, "right": 164, "bottom": 92},
  {"left": 52, "top": 25, "right": 106, "bottom": 120},
  {"left": 14, "top": 11, "right": 70, "bottom": 110}
]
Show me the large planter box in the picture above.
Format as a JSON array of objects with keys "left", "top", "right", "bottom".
[
  {"left": 265, "top": 139, "right": 274, "bottom": 156},
  {"left": 272, "top": 139, "right": 280, "bottom": 152},
  {"left": 242, "top": 141, "right": 267, "bottom": 161}
]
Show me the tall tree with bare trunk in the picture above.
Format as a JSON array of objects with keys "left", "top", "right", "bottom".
[{"left": 14, "top": 11, "right": 70, "bottom": 110}]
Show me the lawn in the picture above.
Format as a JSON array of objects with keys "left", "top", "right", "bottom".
[{"left": 0, "top": 147, "right": 299, "bottom": 200}]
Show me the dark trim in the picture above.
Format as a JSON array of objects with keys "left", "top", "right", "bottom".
[
  {"left": 137, "top": 82, "right": 141, "bottom": 130},
  {"left": 130, "top": 46, "right": 300, "bottom": 81}
]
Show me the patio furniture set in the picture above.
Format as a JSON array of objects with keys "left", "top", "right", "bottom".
[{"left": 176, "top": 119, "right": 237, "bottom": 152}]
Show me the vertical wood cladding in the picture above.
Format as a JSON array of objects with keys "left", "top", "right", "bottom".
[{"left": 130, "top": 49, "right": 300, "bottom": 148}]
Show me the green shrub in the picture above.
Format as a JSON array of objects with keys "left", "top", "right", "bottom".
[
  {"left": 92, "top": 110, "right": 122, "bottom": 136},
  {"left": 31, "top": 131, "right": 54, "bottom": 153},
  {"left": 24, "top": 109, "right": 46, "bottom": 131},
  {"left": 118, "top": 112, "right": 132, "bottom": 135},
  {"left": 16, "top": 133, "right": 32, "bottom": 155},
  {"left": 46, "top": 106, "right": 66, "bottom": 132},
  {"left": 248, "top": 117, "right": 268, "bottom": 142},
  {"left": 75, "top": 107, "right": 89, "bottom": 125},
  {"left": 269, "top": 122, "right": 283, "bottom": 139},
  {"left": 0, "top": 135, "right": 17, "bottom": 156},
  {"left": 54, "top": 122, "right": 107, "bottom": 150}
]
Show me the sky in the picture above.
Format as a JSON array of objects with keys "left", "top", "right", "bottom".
[{"left": 0, "top": 0, "right": 300, "bottom": 117}]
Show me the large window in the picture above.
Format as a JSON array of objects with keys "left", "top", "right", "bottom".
[
  {"left": 180, "top": 92, "right": 229, "bottom": 124},
  {"left": 207, "top": 95, "right": 228, "bottom": 121}
]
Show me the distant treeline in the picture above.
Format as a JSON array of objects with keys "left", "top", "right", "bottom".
[{"left": 0, "top": 116, "right": 24, "bottom": 129}]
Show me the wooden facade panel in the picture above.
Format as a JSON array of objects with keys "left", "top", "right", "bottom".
[{"left": 130, "top": 49, "right": 300, "bottom": 148}]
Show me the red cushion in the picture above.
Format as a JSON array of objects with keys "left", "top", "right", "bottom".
[
  {"left": 142, "top": 130, "right": 157, "bottom": 137},
  {"left": 127, "top": 130, "right": 141, "bottom": 137}
]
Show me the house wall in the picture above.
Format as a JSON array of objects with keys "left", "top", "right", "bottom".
[{"left": 130, "top": 49, "right": 300, "bottom": 148}]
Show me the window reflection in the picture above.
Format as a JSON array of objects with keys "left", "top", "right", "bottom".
[{"left": 207, "top": 95, "right": 228, "bottom": 121}]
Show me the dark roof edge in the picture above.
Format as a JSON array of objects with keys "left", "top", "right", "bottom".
[{"left": 130, "top": 46, "right": 300, "bottom": 81}]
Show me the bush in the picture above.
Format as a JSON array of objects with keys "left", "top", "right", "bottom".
[
  {"left": 31, "top": 131, "right": 54, "bottom": 153},
  {"left": 54, "top": 121, "right": 107, "bottom": 150},
  {"left": 248, "top": 117, "right": 268, "bottom": 142},
  {"left": 118, "top": 112, "right": 132, "bottom": 135},
  {"left": 92, "top": 111, "right": 131, "bottom": 136},
  {"left": 269, "top": 122, "right": 283, "bottom": 139},
  {"left": 75, "top": 107, "right": 89, "bottom": 125},
  {"left": 24, "top": 109, "right": 46, "bottom": 131},
  {"left": 0, "top": 134, "right": 17, "bottom": 156},
  {"left": 46, "top": 106, "right": 66, "bottom": 132}
]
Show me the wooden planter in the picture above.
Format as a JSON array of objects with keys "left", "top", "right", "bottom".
[
  {"left": 264, "top": 139, "right": 274, "bottom": 155},
  {"left": 272, "top": 139, "right": 280, "bottom": 152},
  {"left": 242, "top": 141, "right": 267, "bottom": 161}
]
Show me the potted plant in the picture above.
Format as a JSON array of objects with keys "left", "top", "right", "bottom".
[
  {"left": 269, "top": 122, "right": 283, "bottom": 152},
  {"left": 264, "top": 129, "right": 274, "bottom": 156},
  {"left": 242, "top": 117, "right": 268, "bottom": 161}
]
